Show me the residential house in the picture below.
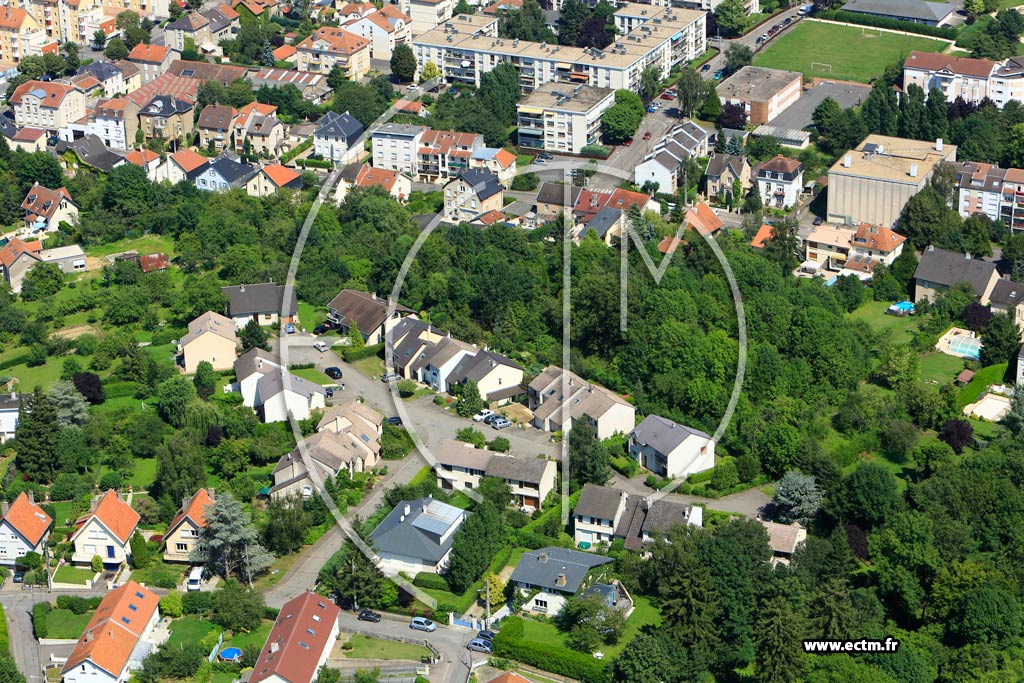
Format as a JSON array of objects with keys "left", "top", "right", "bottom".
[
  {"left": 194, "top": 156, "right": 256, "bottom": 192},
  {"left": 574, "top": 206, "right": 623, "bottom": 245},
  {"left": 162, "top": 488, "right": 214, "bottom": 563},
  {"left": 628, "top": 414, "right": 715, "bottom": 479},
  {"left": 221, "top": 283, "right": 298, "bottom": 329},
  {"left": 436, "top": 440, "right": 556, "bottom": 509},
  {"left": 760, "top": 520, "right": 807, "bottom": 566},
  {"left": 750, "top": 222, "right": 773, "bottom": 249},
  {"left": 0, "top": 238, "right": 86, "bottom": 293},
  {"left": 704, "top": 153, "right": 750, "bottom": 202},
  {"left": 137, "top": 95, "right": 194, "bottom": 142},
  {"left": 528, "top": 365, "right": 635, "bottom": 439},
  {"left": 803, "top": 225, "right": 856, "bottom": 271},
  {"left": 86, "top": 98, "right": 138, "bottom": 151},
  {"left": 516, "top": 82, "right": 616, "bottom": 155},
  {"left": 77, "top": 61, "right": 125, "bottom": 99},
  {"left": 232, "top": 348, "right": 281, "bottom": 406},
  {"left": 0, "top": 393, "right": 18, "bottom": 443},
  {"left": 418, "top": 337, "right": 478, "bottom": 391},
  {"left": 717, "top": 66, "right": 802, "bottom": 125},
  {"left": 573, "top": 187, "right": 659, "bottom": 239},
  {"left": 272, "top": 43, "right": 296, "bottom": 63},
  {"left": 21, "top": 182, "right": 77, "bottom": 232},
  {"left": 684, "top": 201, "right": 724, "bottom": 238},
  {"left": 443, "top": 168, "right": 503, "bottom": 223},
  {"left": 842, "top": 0, "right": 957, "bottom": 26},
  {"left": 0, "top": 491, "right": 51, "bottom": 566},
  {"left": 828, "top": 135, "right": 957, "bottom": 227},
  {"left": 344, "top": 5, "right": 411, "bottom": 60},
  {"left": 633, "top": 120, "right": 710, "bottom": 193},
  {"left": 232, "top": 348, "right": 326, "bottom": 422},
  {"left": 70, "top": 490, "right": 140, "bottom": 567},
  {"left": 446, "top": 348, "right": 524, "bottom": 405},
  {"left": 334, "top": 162, "right": 411, "bottom": 204},
  {"left": 416, "top": 128, "right": 485, "bottom": 183},
  {"left": 10, "top": 81, "right": 87, "bottom": 132},
  {"left": 371, "top": 123, "right": 424, "bottom": 177},
  {"left": 484, "top": 674, "right": 532, "bottom": 683},
  {"left": 509, "top": 547, "right": 613, "bottom": 615},
  {"left": 573, "top": 483, "right": 628, "bottom": 546},
  {"left": 988, "top": 279, "right": 1024, "bottom": 333},
  {"left": 470, "top": 147, "right": 517, "bottom": 187},
  {"left": 246, "top": 164, "right": 302, "bottom": 197},
  {"left": 164, "top": 5, "right": 239, "bottom": 53},
  {"left": 156, "top": 148, "right": 208, "bottom": 184},
  {"left": 126, "top": 71, "right": 200, "bottom": 112},
  {"left": 165, "top": 58, "right": 248, "bottom": 86},
  {"left": 614, "top": 496, "right": 701, "bottom": 552},
  {"left": 336, "top": 1, "right": 375, "bottom": 22},
  {"left": 313, "top": 110, "right": 364, "bottom": 164},
  {"left": 127, "top": 44, "right": 175, "bottom": 84},
  {"left": 125, "top": 149, "right": 162, "bottom": 180},
  {"left": 913, "top": 245, "right": 1000, "bottom": 303},
  {"left": 903, "top": 51, "right": 995, "bottom": 106},
  {"left": 11, "top": 127, "right": 46, "bottom": 152},
  {"left": 249, "top": 592, "right": 340, "bottom": 683},
  {"left": 233, "top": 0, "right": 279, "bottom": 18},
  {"left": 845, "top": 222, "right": 907, "bottom": 276},
  {"left": 61, "top": 135, "right": 126, "bottom": 173},
  {"left": 326, "top": 288, "right": 413, "bottom": 343},
  {"left": 197, "top": 104, "right": 237, "bottom": 152},
  {"left": 370, "top": 497, "right": 468, "bottom": 574},
  {"left": 271, "top": 401, "right": 384, "bottom": 497},
  {"left": 234, "top": 102, "right": 284, "bottom": 157},
  {"left": 534, "top": 181, "right": 581, "bottom": 218},
  {"left": 60, "top": 582, "right": 163, "bottom": 683},
  {"left": 295, "top": 26, "right": 371, "bottom": 79},
  {"left": 755, "top": 154, "right": 803, "bottom": 209},
  {"left": 177, "top": 310, "right": 238, "bottom": 373},
  {"left": 115, "top": 61, "right": 144, "bottom": 93}
]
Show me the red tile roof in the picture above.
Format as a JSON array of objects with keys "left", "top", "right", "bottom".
[
  {"left": 298, "top": 26, "right": 368, "bottom": 54},
  {"left": 127, "top": 43, "right": 169, "bottom": 63},
  {"left": 125, "top": 149, "right": 159, "bottom": 167},
  {"left": 853, "top": 222, "right": 905, "bottom": 254},
  {"left": 751, "top": 223, "right": 772, "bottom": 249},
  {"left": 74, "top": 490, "right": 139, "bottom": 544},
  {"left": 261, "top": 163, "right": 301, "bottom": 187},
  {"left": 492, "top": 148, "right": 516, "bottom": 170},
  {"left": 394, "top": 99, "right": 424, "bottom": 114},
  {"left": 273, "top": 44, "right": 296, "bottom": 60},
  {"left": 685, "top": 202, "right": 724, "bottom": 236},
  {"left": 127, "top": 72, "right": 199, "bottom": 106},
  {"left": 0, "top": 7, "right": 30, "bottom": 29},
  {"left": 165, "top": 488, "right": 213, "bottom": 538},
  {"left": 657, "top": 235, "right": 684, "bottom": 255},
  {"left": 905, "top": 50, "right": 996, "bottom": 79},
  {"left": 485, "top": 674, "right": 532, "bottom": 683},
  {"left": 12, "top": 127, "right": 45, "bottom": 142},
  {"left": 21, "top": 184, "right": 75, "bottom": 220},
  {"left": 9, "top": 81, "right": 76, "bottom": 107},
  {"left": 171, "top": 149, "right": 209, "bottom": 173},
  {"left": 250, "top": 592, "right": 340, "bottom": 683},
  {"left": 354, "top": 163, "right": 398, "bottom": 192},
  {"left": 62, "top": 582, "right": 159, "bottom": 678},
  {"left": 474, "top": 209, "right": 506, "bottom": 225},
  {"left": 0, "top": 238, "right": 43, "bottom": 268},
  {"left": 2, "top": 492, "right": 51, "bottom": 546}
]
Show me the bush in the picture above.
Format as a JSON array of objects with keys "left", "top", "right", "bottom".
[
  {"left": 342, "top": 343, "right": 384, "bottom": 363},
  {"left": 32, "top": 602, "right": 50, "bottom": 638},
  {"left": 50, "top": 473, "right": 91, "bottom": 501},
  {"left": 511, "top": 173, "right": 540, "bottom": 191},
  {"left": 492, "top": 617, "right": 606, "bottom": 683},
  {"left": 91, "top": 555, "right": 103, "bottom": 572},
  {"left": 397, "top": 379, "right": 417, "bottom": 397},
  {"left": 55, "top": 595, "right": 101, "bottom": 614},
  {"left": 610, "top": 455, "right": 638, "bottom": 478},
  {"left": 817, "top": 10, "right": 957, "bottom": 38},
  {"left": 413, "top": 573, "right": 451, "bottom": 591},
  {"left": 297, "top": 158, "right": 332, "bottom": 169},
  {"left": 160, "top": 590, "right": 184, "bottom": 618},
  {"left": 580, "top": 144, "right": 612, "bottom": 158},
  {"left": 99, "top": 471, "right": 123, "bottom": 491},
  {"left": 182, "top": 590, "right": 213, "bottom": 615}
]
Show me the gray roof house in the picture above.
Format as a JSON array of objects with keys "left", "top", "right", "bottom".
[
  {"left": 313, "top": 111, "right": 364, "bottom": 163},
  {"left": 62, "top": 135, "right": 126, "bottom": 173},
  {"left": 370, "top": 497, "right": 468, "bottom": 574},
  {"left": 842, "top": 0, "right": 957, "bottom": 25},
  {"left": 221, "top": 282, "right": 299, "bottom": 328},
  {"left": 574, "top": 483, "right": 629, "bottom": 546},
  {"left": 510, "top": 547, "right": 613, "bottom": 614},
  {"left": 577, "top": 206, "right": 621, "bottom": 243},
  {"left": 326, "top": 289, "right": 414, "bottom": 343},
  {"left": 614, "top": 496, "right": 701, "bottom": 551},
  {"left": 195, "top": 155, "right": 256, "bottom": 192},
  {"left": 913, "top": 245, "right": 1000, "bottom": 304},
  {"left": 628, "top": 414, "right": 715, "bottom": 479},
  {"left": 633, "top": 120, "right": 710, "bottom": 193}
]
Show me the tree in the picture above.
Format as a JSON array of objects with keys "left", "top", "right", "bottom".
[
  {"left": 701, "top": 86, "right": 721, "bottom": 121},
  {"left": 455, "top": 379, "right": 483, "bottom": 417},
  {"left": 130, "top": 531, "right": 152, "bottom": 569},
  {"left": 861, "top": 81, "right": 899, "bottom": 136},
  {"left": 191, "top": 493, "right": 273, "bottom": 583},
  {"left": 938, "top": 418, "right": 973, "bottom": 454},
  {"left": 754, "top": 595, "right": 806, "bottom": 683},
  {"left": 949, "top": 582, "right": 1022, "bottom": 645},
  {"left": 72, "top": 372, "right": 105, "bottom": 404},
  {"left": 62, "top": 43, "right": 80, "bottom": 76},
  {"left": 833, "top": 461, "right": 900, "bottom": 528},
  {"left": 422, "top": 61, "right": 441, "bottom": 80},
  {"left": 14, "top": 388, "right": 59, "bottom": 481},
  {"left": 156, "top": 376, "right": 197, "bottom": 428},
  {"left": 602, "top": 90, "right": 644, "bottom": 142},
  {"left": 557, "top": 594, "right": 627, "bottom": 651},
  {"left": 773, "top": 471, "right": 823, "bottom": 524},
  {"left": 153, "top": 435, "right": 207, "bottom": 518},
  {"left": 715, "top": 0, "right": 748, "bottom": 36},
  {"left": 660, "top": 551, "right": 720, "bottom": 662},
  {"left": 46, "top": 381, "right": 90, "bottom": 428},
  {"left": 0, "top": 656, "right": 27, "bottom": 683},
  {"left": 981, "top": 312, "right": 1020, "bottom": 367},
  {"left": 261, "top": 495, "right": 312, "bottom": 555},
  {"left": 92, "top": 29, "right": 107, "bottom": 49},
  {"left": 724, "top": 43, "right": 753, "bottom": 76},
  {"left": 20, "top": 263, "right": 63, "bottom": 300},
  {"left": 160, "top": 590, "right": 184, "bottom": 618},
  {"left": 500, "top": 0, "right": 556, "bottom": 43},
  {"left": 675, "top": 69, "right": 703, "bottom": 118},
  {"left": 240, "top": 319, "right": 269, "bottom": 352},
  {"left": 613, "top": 632, "right": 676, "bottom": 683},
  {"left": 718, "top": 102, "right": 747, "bottom": 129},
  {"left": 478, "top": 476, "right": 512, "bottom": 507},
  {"left": 103, "top": 37, "right": 128, "bottom": 61},
  {"left": 390, "top": 43, "right": 417, "bottom": 83},
  {"left": 567, "top": 421, "right": 611, "bottom": 489},
  {"left": 319, "top": 541, "right": 392, "bottom": 610},
  {"left": 898, "top": 84, "right": 927, "bottom": 140},
  {"left": 445, "top": 501, "right": 504, "bottom": 593},
  {"left": 193, "top": 361, "right": 218, "bottom": 401},
  {"left": 211, "top": 582, "right": 267, "bottom": 631},
  {"left": 455, "top": 427, "right": 487, "bottom": 448},
  {"left": 639, "top": 65, "right": 661, "bottom": 102}
]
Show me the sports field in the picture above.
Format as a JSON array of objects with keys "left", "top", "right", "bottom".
[{"left": 753, "top": 21, "right": 950, "bottom": 83}]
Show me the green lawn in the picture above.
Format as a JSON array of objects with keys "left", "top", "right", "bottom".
[
  {"left": 46, "top": 608, "right": 94, "bottom": 639},
  {"left": 754, "top": 21, "right": 949, "bottom": 83},
  {"left": 130, "top": 558, "right": 183, "bottom": 589},
  {"left": 350, "top": 354, "right": 384, "bottom": 378},
  {"left": 53, "top": 566, "right": 94, "bottom": 586},
  {"left": 83, "top": 234, "right": 177, "bottom": 258},
  {"left": 297, "top": 300, "right": 323, "bottom": 331},
  {"left": 959, "top": 363, "right": 1009, "bottom": 407},
  {"left": 165, "top": 615, "right": 217, "bottom": 652},
  {"left": 290, "top": 367, "right": 331, "bottom": 385},
  {"left": 343, "top": 634, "right": 431, "bottom": 660},
  {"left": 51, "top": 501, "right": 79, "bottom": 527},
  {"left": 969, "top": 417, "right": 1004, "bottom": 440},
  {"left": 225, "top": 620, "right": 273, "bottom": 650},
  {"left": 919, "top": 352, "right": 967, "bottom": 384},
  {"left": 5, "top": 357, "right": 67, "bottom": 392},
  {"left": 847, "top": 301, "right": 916, "bottom": 346}
]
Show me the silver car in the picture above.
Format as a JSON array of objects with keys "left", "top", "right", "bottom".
[{"left": 410, "top": 617, "right": 437, "bottom": 632}]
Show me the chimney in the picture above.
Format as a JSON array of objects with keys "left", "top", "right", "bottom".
[
  {"left": 965, "top": 253, "right": 972, "bottom": 260},
  {"left": 539, "top": 552, "right": 548, "bottom": 563},
  {"left": 400, "top": 514, "right": 405, "bottom": 522},
  {"left": 404, "top": 503, "right": 411, "bottom": 516},
  {"left": 27, "top": 490, "right": 33, "bottom": 505},
  {"left": 209, "top": 488, "right": 215, "bottom": 501},
  {"left": 90, "top": 497, "right": 99, "bottom": 513},
  {"left": 936, "top": 138, "right": 943, "bottom": 152},
  {"left": 1, "top": 501, "right": 8, "bottom": 515},
  {"left": 843, "top": 155, "right": 851, "bottom": 168},
  {"left": 239, "top": 285, "right": 245, "bottom": 293},
  {"left": 84, "top": 630, "right": 93, "bottom": 643},
  {"left": 555, "top": 571, "right": 567, "bottom": 587},
  {"left": 909, "top": 164, "right": 918, "bottom": 178}
]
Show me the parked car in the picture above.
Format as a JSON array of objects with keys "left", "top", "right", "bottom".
[
  {"left": 647, "top": 105, "right": 657, "bottom": 113},
  {"left": 359, "top": 609, "right": 382, "bottom": 623},
  {"left": 477, "top": 630, "right": 496, "bottom": 641},
  {"left": 643, "top": 131, "right": 652, "bottom": 140},
  {"left": 313, "top": 324, "right": 330, "bottom": 335},
  {"left": 285, "top": 323, "right": 296, "bottom": 334},
  {"left": 701, "top": 63, "right": 712, "bottom": 71},
  {"left": 538, "top": 152, "right": 553, "bottom": 160},
  {"left": 411, "top": 617, "right": 437, "bottom": 632},
  {"left": 473, "top": 408, "right": 495, "bottom": 422},
  {"left": 782, "top": 16, "right": 792, "bottom": 25},
  {"left": 533, "top": 157, "right": 547, "bottom": 165},
  {"left": 387, "top": 416, "right": 403, "bottom": 426},
  {"left": 483, "top": 412, "right": 503, "bottom": 425},
  {"left": 313, "top": 341, "right": 329, "bottom": 353},
  {"left": 381, "top": 373, "right": 401, "bottom": 383},
  {"left": 623, "top": 138, "right": 633, "bottom": 146},
  {"left": 13, "top": 570, "right": 24, "bottom": 584},
  {"left": 660, "top": 92, "right": 674, "bottom": 100},
  {"left": 713, "top": 69, "right": 725, "bottom": 80},
  {"left": 325, "top": 366, "right": 343, "bottom": 379},
  {"left": 325, "top": 387, "right": 334, "bottom": 398},
  {"left": 467, "top": 638, "right": 493, "bottom": 654},
  {"left": 812, "top": 215, "right": 824, "bottom": 226},
  {"left": 491, "top": 417, "right": 512, "bottom": 430}
]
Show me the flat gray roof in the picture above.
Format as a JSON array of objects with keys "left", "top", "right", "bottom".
[{"left": 769, "top": 81, "right": 871, "bottom": 131}]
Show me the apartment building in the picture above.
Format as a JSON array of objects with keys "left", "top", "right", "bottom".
[
  {"left": 294, "top": 25, "right": 370, "bottom": 79},
  {"left": 371, "top": 123, "right": 424, "bottom": 177},
  {"left": 517, "top": 82, "right": 615, "bottom": 154},
  {"left": 164, "top": 4, "right": 238, "bottom": 52},
  {"left": 10, "top": 81, "right": 86, "bottom": 132},
  {"left": 404, "top": 0, "right": 453, "bottom": 35},
  {"left": 86, "top": 97, "right": 138, "bottom": 150},
  {"left": 343, "top": 5, "right": 411, "bottom": 60},
  {"left": 717, "top": 66, "right": 802, "bottom": 126},
  {"left": 417, "top": 128, "right": 484, "bottom": 182},
  {"left": 827, "top": 135, "right": 957, "bottom": 227},
  {"left": 413, "top": 4, "right": 706, "bottom": 93},
  {"left": 903, "top": 51, "right": 995, "bottom": 104},
  {"left": 234, "top": 101, "right": 283, "bottom": 156},
  {"left": 955, "top": 160, "right": 1024, "bottom": 233},
  {"left": 0, "top": 7, "right": 55, "bottom": 64},
  {"left": 443, "top": 168, "right": 503, "bottom": 222}
]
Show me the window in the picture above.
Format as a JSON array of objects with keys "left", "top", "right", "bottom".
[{"left": 176, "top": 543, "right": 188, "bottom": 552}]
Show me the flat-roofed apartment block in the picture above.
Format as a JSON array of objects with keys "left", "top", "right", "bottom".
[
  {"left": 403, "top": 0, "right": 453, "bottom": 35},
  {"left": 648, "top": 0, "right": 758, "bottom": 16},
  {"left": 827, "top": 135, "right": 957, "bottom": 227},
  {"left": 517, "top": 82, "right": 615, "bottom": 154},
  {"left": 954, "top": 160, "right": 1024, "bottom": 233},
  {"left": 716, "top": 66, "right": 802, "bottom": 126},
  {"left": 0, "top": 7, "right": 56, "bottom": 64},
  {"left": 413, "top": 4, "right": 706, "bottom": 93}
]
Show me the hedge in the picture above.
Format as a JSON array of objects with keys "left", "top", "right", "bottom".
[
  {"left": 182, "top": 590, "right": 213, "bottom": 615},
  {"left": 492, "top": 617, "right": 607, "bottom": 683},
  {"left": 280, "top": 137, "right": 312, "bottom": 164},
  {"left": 815, "top": 11, "right": 958, "bottom": 39},
  {"left": 0, "top": 604, "right": 9, "bottom": 657},
  {"left": 513, "top": 530, "right": 566, "bottom": 550},
  {"left": 297, "top": 158, "right": 332, "bottom": 169},
  {"left": 55, "top": 595, "right": 102, "bottom": 614},
  {"left": 32, "top": 602, "right": 50, "bottom": 639},
  {"left": 610, "top": 455, "right": 638, "bottom": 479},
  {"left": 413, "top": 573, "right": 451, "bottom": 591},
  {"left": 342, "top": 343, "right": 384, "bottom": 363}
]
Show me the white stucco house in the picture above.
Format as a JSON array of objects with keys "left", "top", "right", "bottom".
[
  {"left": 70, "top": 490, "right": 140, "bottom": 568},
  {"left": 369, "top": 497, "right": 467, "bottom": 575},
  {"left": 572, "top": 484, "right": 628, "bottom": 546},
  {"left": 231, "top": 348, "right": 326, "bottom": 423},
  {"left": 628, "top": 414, "right": 715, "bottom": 479},
  {"left": 509, "top": 547, "right": 613, "bottom": 615},
  {"left": 0, "top": 491, "right": 51, "bottom": 566}
]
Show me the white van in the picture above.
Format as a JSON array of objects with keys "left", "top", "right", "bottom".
[{"left": 186, "top": 566, "right": 203, "bottom": 591}]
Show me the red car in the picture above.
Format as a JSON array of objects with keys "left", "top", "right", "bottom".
[
  {"left": 660, "top": 92, "right": 674, "bottom": 100},
  {"left": 643, "top": 131, "right": 652, "bottom": 140},
  {"left": 623, "top": 138, "right": 633, "bottom": 146}
]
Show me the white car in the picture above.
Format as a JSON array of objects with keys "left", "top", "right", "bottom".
[
  {"left": 473, "top": 409, "right": 495, "bottom": 422},
  {"left": 313, "top": 341, "right": 329, "bottom": 353}
]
